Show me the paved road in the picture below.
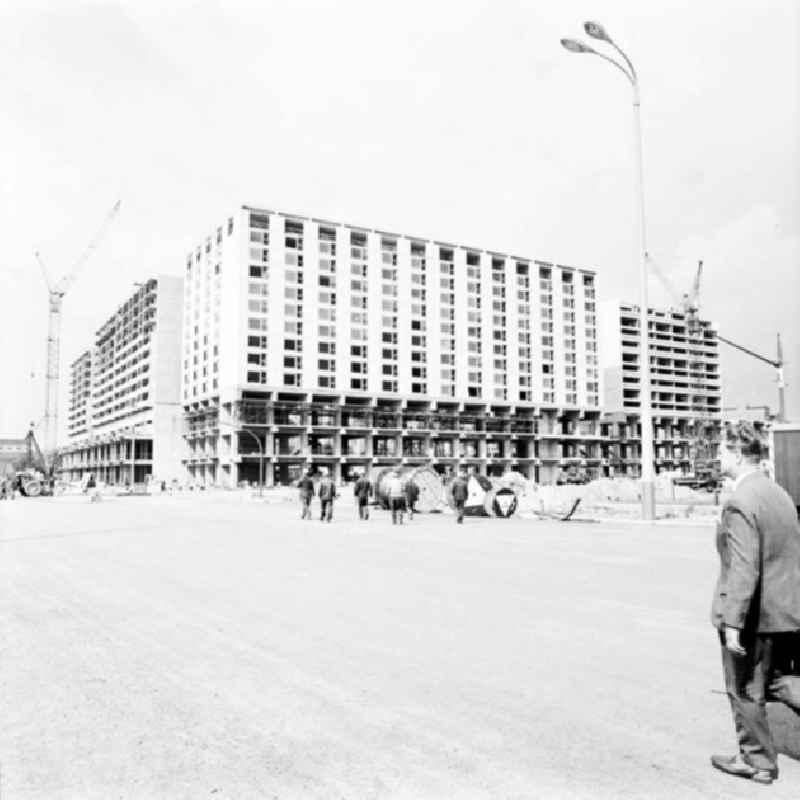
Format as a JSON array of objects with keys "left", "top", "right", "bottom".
[{"left": 1, "top": 494, "right": 798, "bottom": 799}]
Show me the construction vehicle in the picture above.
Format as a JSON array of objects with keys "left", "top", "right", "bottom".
[
  {"left": 10, "top": 429, "right": 53, "bottom": 497},
  {"left": 36, "top": 200, "right": 121, "bottom": 469}
]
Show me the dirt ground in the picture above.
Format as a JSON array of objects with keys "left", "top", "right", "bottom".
[{"left": 1, "top": 493, "right": 798, "bottom": 799}]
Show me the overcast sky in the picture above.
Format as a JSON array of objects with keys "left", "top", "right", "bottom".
[{"left": 1, "top": 0, "right": 797, "bottom": 439}]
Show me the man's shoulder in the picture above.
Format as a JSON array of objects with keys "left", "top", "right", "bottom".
[
  {"left": 734, "top": 472, "right": 789, "bottom": 507},
  {"left": 728, "top": 472, "right": 798, "bottom": 526}
]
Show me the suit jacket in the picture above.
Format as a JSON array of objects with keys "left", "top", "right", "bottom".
[
  {"left": 318, "top": 478, "right": 336, "bottom": 501},
  {"left": 712, "top": 471, "right": 800, "bottom": 633},
  {"left": 451, "top": 478, "right": 468, "bottom": 503},
  {"left": 353, "top": 478, "right": 372, "bottom": 500}
]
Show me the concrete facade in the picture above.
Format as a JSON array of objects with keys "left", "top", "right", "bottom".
[
  {"left": 58, "top": 276, "right": 185, "bottom": 485},
  {"left": 599, "top": 300, "right": 722, "bottom": 477},
  {"left": 183, "top": 205, "right": 606, "bottom": 487}
]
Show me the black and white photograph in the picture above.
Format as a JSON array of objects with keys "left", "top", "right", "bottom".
[{"left": 1, "top": 1, "right": 798, "bottom": 797}]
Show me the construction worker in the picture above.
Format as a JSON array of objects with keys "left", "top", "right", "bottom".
[
  {"left": 317, "top": 470, "right": 337, "bottom": 522},
  {"left": 296, "top": 470, "right": 315, "bottom": 520},
  {"left": 353, "top": 471, "right": 373, "bottom": 520},
  {"left": 451, "top": 472, "right": 469, "bottom": 524},
  {"left": 386, "top": 471, "right": 405, "bottom": 525},
  {"left": 404, "top": 479, "right": 420, "bottom": 521}
]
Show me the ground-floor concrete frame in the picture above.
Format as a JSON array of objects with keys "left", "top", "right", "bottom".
[{"left": 183, "top": 390, "right": 608, "bottom": 488}]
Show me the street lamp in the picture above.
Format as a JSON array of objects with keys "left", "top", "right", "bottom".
[
  {"left": 238, "top": 427, "right": 264, "bottom": 497},
  {"left": 561, "top": 21, "right": 656, "bottom": 520}
]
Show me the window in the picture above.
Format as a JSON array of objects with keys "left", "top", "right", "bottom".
[
  {"left": 247, "top": 335, "right": 268, "bottom": 348},
  {"left": 284, "top": 320, "right": 302, "bottom": 335}
]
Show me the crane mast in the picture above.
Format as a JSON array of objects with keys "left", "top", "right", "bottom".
[{"left": 43, "top": 289, "right": 66, "bottom": 458}]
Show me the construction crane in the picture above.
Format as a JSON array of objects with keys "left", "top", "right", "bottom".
[
  {"left": 36, "top": 199, "right": 122, "bottom": 466},
  {"left": 717, "top": 332, "right": 785, "bottom": 422},
  {"left": 645, "top": 253, "right": 703, "bottom": 333},
  {"left": 647, "top": 254, "right": 786, "bottom": 422}
]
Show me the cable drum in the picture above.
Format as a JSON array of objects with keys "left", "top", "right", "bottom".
[
  {"left": 374, "top": 466, "right": 444, "bottom": 512},
  {"left": 445, "top": 474, "right": 518, "bottom": 518},
  {"left": 483, "top": 487, "right": 518, "bottom": 518}
]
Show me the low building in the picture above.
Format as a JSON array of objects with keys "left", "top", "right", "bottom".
[
  {"left": 58, "top": 276, "right": 184, "bottom": 485},
  {"left": 599, "top": 300, "right": 722, "bottom": 477}
]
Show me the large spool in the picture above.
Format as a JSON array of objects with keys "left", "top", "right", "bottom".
[
  {"left": 374, "top": 466, "right": 444, "bottom": 513},
  {"left": 445, "top": 475, "right": 518, "bottom": 518},
  {"left": 483, "top": 487, "right": 518, "bottom": 518}
]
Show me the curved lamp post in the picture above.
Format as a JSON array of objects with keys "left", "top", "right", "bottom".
[
  {"left": 238, "top": 427, "right": 264, "bottom": 497},
  {"left": 561, "top": 21, "right": 656, "bottom": 520}
]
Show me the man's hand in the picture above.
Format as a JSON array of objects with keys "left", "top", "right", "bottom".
[{"left": 723, "top": 626, "right": 747, "bottom": 656}]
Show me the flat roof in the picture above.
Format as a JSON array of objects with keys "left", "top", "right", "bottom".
[{"left": 210, "top": 203, "right": 599, "bottom": 274}]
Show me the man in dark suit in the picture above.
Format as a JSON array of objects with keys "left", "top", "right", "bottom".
[
  {"left": 353, "top": 471, "right": 373, "bottom": 521},
  {"left": 296, "top": 470, "right": 315, "bottom": 520},
  {"left": 711, "top": 421, "right": 800, "bottom": 785},
  {"left": 451, "top": 472, "right": 469, "bottom": 524}
]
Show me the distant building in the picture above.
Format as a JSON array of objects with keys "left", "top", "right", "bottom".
[
  {"left": 67, "top": 350, "right": 92, "bottom": 439},
  {"left": 58, "top": 277, "right": 184, "bottom": 485},
  {"left": 182, "top": 205, "right": 605, "bottom": 487},
  {"left": 599, "top": 300, "right": 722, "bottom": 477}
]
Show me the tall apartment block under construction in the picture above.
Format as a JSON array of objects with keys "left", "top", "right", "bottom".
[
  {"left": 58, "top": 277, "right": 185, "bottom": 485},
  {"left": 183, "top": 205, "right": 607, "bottom": 487},
  {"left": 599, "top": 301, "right": 722, "bottom": 477}
]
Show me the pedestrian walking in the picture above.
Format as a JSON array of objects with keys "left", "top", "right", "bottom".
[
  {"left": 404, "top": 479, "right": 419, "bottom": 521},
  {"left": 386, "top": 471, "right": 405, "bottom": 525},
  {"left": 451, "top": 472, "right": 469, "bottom": 524},
  {"left": 353, "top": 471, "right": 373, "bottom": 520},
  {"left": 710, "top": 421, "right": 800, "bottom": 786},
  {"left": 318, "top": 471, "right": 337, "bottom": 522},
  {"left": 296, "top": 470, "right": 315, "bottom": 520}
]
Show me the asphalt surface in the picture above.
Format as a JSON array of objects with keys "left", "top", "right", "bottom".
[{"left": 1, "top": 493, "right": 798, "bottom": 799}]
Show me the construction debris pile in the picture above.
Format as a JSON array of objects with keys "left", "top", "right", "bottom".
[{"left": 496, "top": 470, "right": 721, "bottom": 520}]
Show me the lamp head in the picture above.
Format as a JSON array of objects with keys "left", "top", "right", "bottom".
[
  {"left": 584, "top": 21, "right": 611, "bottom": 42},
  {"left": 560, "top": 38, "right": 595, "bottom": 54}
]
